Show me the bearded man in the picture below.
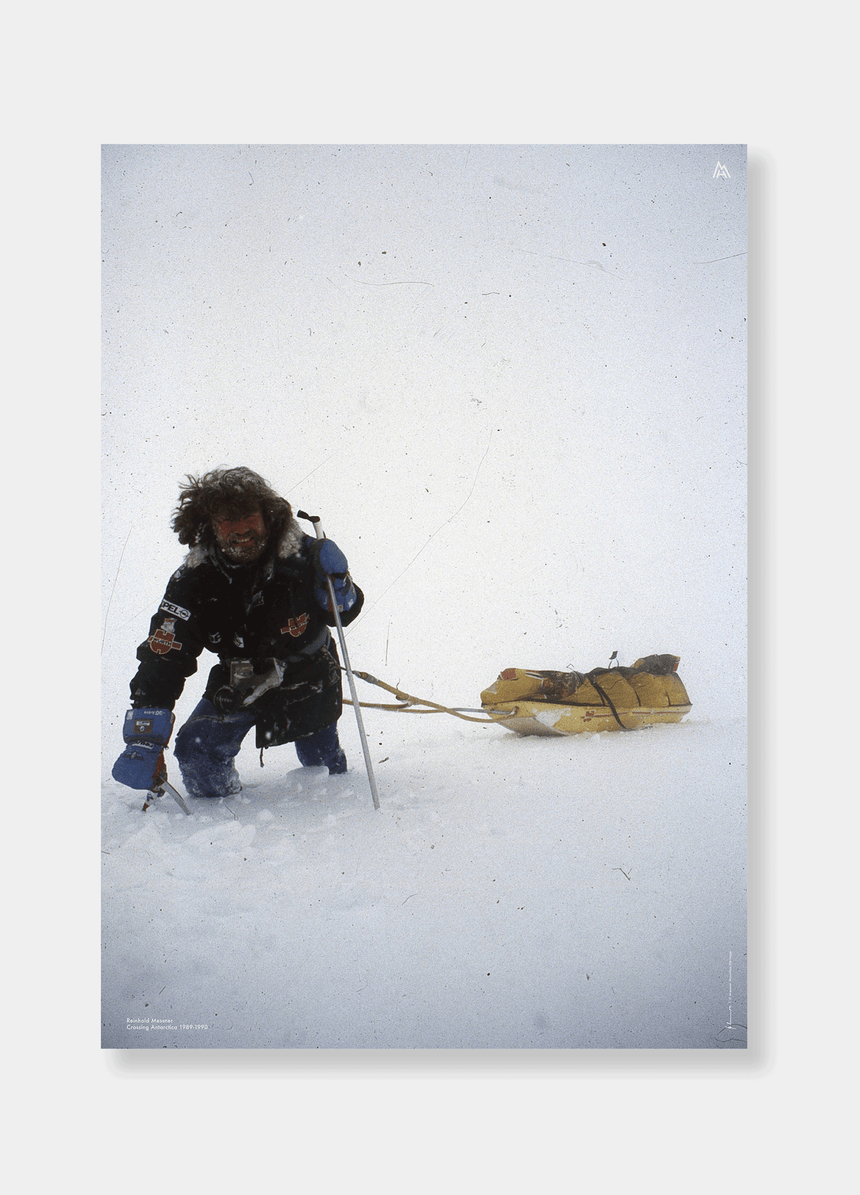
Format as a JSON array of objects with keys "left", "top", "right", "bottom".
[{"left": 112, "top": 467, "right": 364, "bottom": 799}]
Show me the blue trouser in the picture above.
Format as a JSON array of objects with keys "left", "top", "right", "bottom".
[{"left": 173, "top": 698, "right": 347, "bottom": 799}]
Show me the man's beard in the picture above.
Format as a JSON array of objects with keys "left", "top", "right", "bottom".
[{"left": 217, "top": 532, "right": 266, "bottom": 564}]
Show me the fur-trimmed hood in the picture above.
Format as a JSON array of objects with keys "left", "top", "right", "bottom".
[
  {"left": 184, "top": 516, "right": 307, "bottom": 571},
  {"left": 275, "top": 517, "right": 307, "bottom": 560}
]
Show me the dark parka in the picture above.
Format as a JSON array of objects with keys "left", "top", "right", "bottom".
[{"left": 129, "top": 519, "right": 363, "bottom": 749}]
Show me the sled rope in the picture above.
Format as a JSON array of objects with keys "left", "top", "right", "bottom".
[
  {"left": 345, "top": 669, "right": 642, "bottom": 730},
  {"left": 346, "top": 670, "right": 498, "bottom": 724}
]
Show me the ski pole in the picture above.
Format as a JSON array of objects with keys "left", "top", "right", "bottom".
[{"left": 298, "top": 511, "right": 380, "bottom": 810}]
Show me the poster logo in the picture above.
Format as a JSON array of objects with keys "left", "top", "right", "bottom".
[{"left": 713, "top": 161, "right": 731, "bottom": 179}]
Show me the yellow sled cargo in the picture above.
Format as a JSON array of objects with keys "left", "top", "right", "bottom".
[{"left": 480, "top": 654, "right": 692, "bottom": 737}]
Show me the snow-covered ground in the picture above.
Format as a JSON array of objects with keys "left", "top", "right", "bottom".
[{"left": 102, "top": 694, "right": 745, "bottom": 1049}]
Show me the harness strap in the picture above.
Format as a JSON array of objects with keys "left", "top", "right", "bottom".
[{"left": 588, "top": 676, "right": 632, "bottom": 731}]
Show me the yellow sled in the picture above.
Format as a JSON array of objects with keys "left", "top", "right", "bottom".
[{"left": 480, "top": 654, "right": 692, "bottom": 737}]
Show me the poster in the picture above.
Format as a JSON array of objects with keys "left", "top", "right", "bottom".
[{"left": 101, "top": 144, "right": 746, "bottom": 1049}]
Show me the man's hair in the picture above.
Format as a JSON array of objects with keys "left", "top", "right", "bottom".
[{"left": 171, "top": 467, "right": 292, "bottom": 547}]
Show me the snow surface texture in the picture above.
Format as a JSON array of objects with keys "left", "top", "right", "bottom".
[
  {"left": 102, "top": 712, "right": 746, "bottom": 1049},
  {"left": 101, "top": 144, "right": 746, "bottom": 1050}
]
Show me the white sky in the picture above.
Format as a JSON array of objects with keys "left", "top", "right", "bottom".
[{"left": 101, "top": 144, "right": 746, "bottom": 720}]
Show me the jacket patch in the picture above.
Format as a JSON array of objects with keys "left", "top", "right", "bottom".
[
  {"left": 148, "top": 618, "right": 183, "bottom": 655},
  {"left": 160, "top": 599, "right": 191, "bottom": 621},
  {"left": 282, "top": 613, "right": 310, "bottom": 638}
]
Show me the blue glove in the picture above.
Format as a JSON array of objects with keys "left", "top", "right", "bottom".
[
  {"left": 112, "top": 708, "right": 175, "bottom": 790},
  {"left": 308, "top": 537, "right": 357, "bottom": 613},
  {"left": 308, "top": 537, "right": 348, "bottom": 578},
  {"left": 316, "top": 573, "right": 357, "bottom": 613}
]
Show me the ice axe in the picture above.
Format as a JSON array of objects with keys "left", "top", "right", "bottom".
[
  {"left": 298, "top": 511, "right": 380, "bottom": 810},
  {"left": 143, "top": 778, "right": 192, "bottom": 816}
]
